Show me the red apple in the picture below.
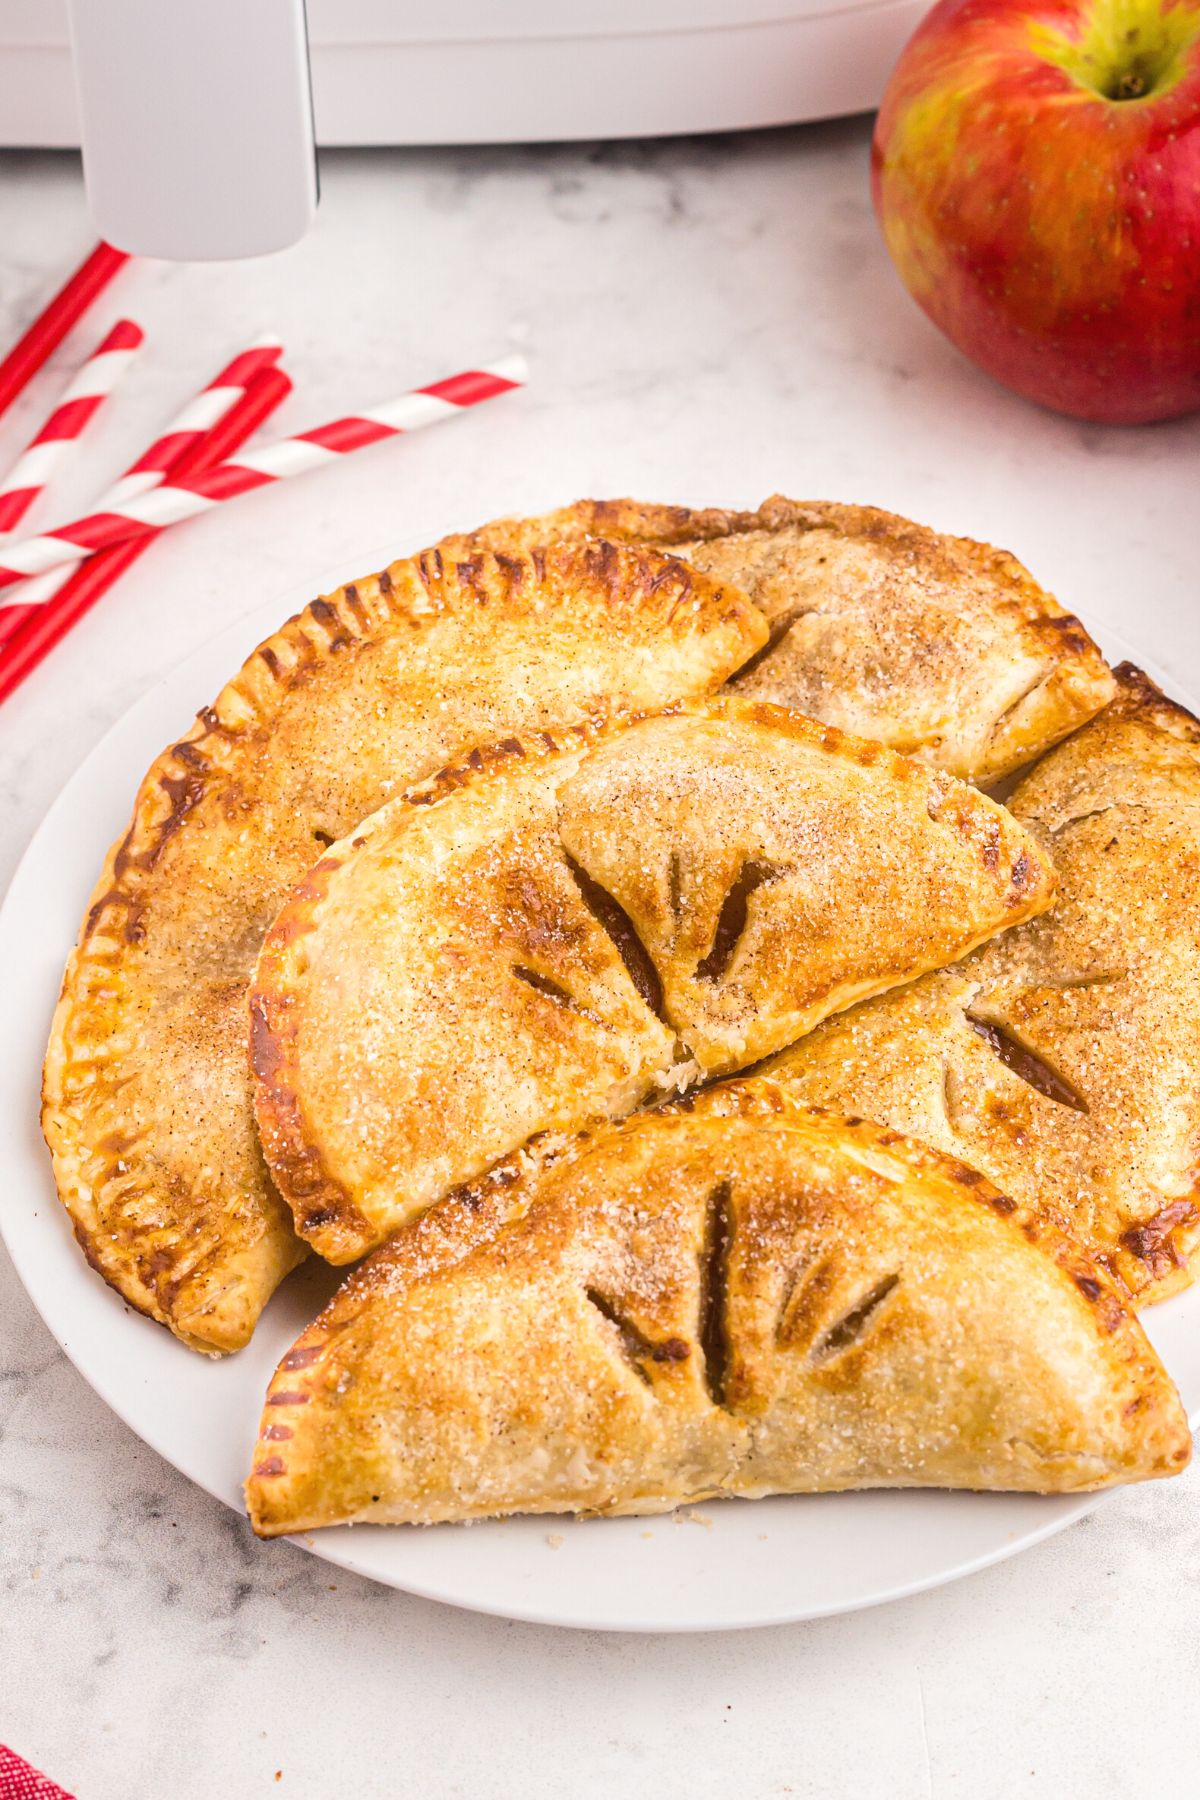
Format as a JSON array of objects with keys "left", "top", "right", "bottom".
[{"left": 872, "top": 0, "right": 1200, "bottom": 422}]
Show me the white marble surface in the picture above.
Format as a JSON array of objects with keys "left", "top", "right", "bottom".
[{"left": 1, "top": 128, "right": 1199, "bottom": 1799}]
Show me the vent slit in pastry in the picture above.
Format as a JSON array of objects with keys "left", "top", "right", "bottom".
[
  {"left": 667, "top": 851, "right": 684, "bottom": 923},
  {"left": 940, "top": 1061, "right": 961, "bottom": 1131},
  {"left": 561, "top": 849, "right": 667, "bottom": 1023},
  {"left": 252, "top": 698, "right": 1057, "bottom": 1263},
  {"left": 245, "top": 1093, "right": 1189, "bottom": 1535},
  {"left": 1049, "top": 806, "right": 1114, "bottom": 835},
  {"left": 695, "top": 859, "right": 786, "bottom": 985},
  {"left": 1042, "top": 970, "right": 1124, "bottom": 992},
  {"left": 966, "top": 1016, "right": 1088, "bottom": 1113},
  {"left": 776, "top": 1254, "right": 836, "bottom": 1347},
  {"left": 810, "top": 1271, "right": 902, "bottom": 1366},
  {"left": 761, "top": 668, "right": 1200, "bottom": 1302},
  {"left": 511, "top": 964, "right": 606, "bottom": 1028},
  {"left": 983, "top": 664, "right": 1053, "bottom": 749},
  {"left": 454, "top": 495, "right": 1116, "bottom": 784},
  {"left": 698, "top": 1179, "right": 735, "bottom": 1407},
  {"left": 584, "top": 1287, "right": 689, "bottom": 1385}
]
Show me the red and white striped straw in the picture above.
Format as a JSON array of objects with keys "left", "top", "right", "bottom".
[
  {"left": 0, "top": 241, "right": 130, "bottom": 424},
  {"left": 109, "top": 334, "right": 284, "bottom": 501},
  {"left": 0, "top": 318, "right": 144, "bottom": 532},
  {"left": 0, "top": 355, "right": 527, "bottom": 606},
  {"left": 0, "top": 366, "right": 293, "bottom": 707},
  {"left": 0, "top": 335, "right": 283, "bottom": 647}
]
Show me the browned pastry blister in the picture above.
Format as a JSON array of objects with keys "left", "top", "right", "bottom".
[
  {"left": 250, "top": 696, "right": 1055, "bottom": 1264},
  {"left": 245, "top": 1087, "right": 1189, "bottom": 1536},
  {"left": 41, "top": 543, "right": 766, "bottom": 1354},
  {"left": 454, "top": 496, "right": 1115, "bottom": 782},
  {"left": 765, "top": 666, "right": 1200, "bottom": 1304}
]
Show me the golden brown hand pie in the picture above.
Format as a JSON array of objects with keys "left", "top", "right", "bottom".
[
  {"left": 765, "top": 666, "right": 1200, "bottom": 1304},
  {"left": 41, "top": 544, "right": 765, "bottom": 1355},
  {"left": 244, "top": 1087, "right": 1188, "bottom": 1536},
  {"left": 454, "top": 495, "right": 1115, "bottom": 782},
  {"left": 250, "top": 696, "right": 1055, "bottom": 1264}
]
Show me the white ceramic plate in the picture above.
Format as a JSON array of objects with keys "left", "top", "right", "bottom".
[{"left": 2, "top": 595, "right": 1197, "bottom": 1633}]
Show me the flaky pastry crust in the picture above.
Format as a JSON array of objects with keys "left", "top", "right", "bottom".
[
  {"left": 245, "top": 1088, "right": 1188, "bottom": 1535},
  {"left": 766, "top": 666, "right": 1200, "bottom": 1303},
  {"left": 250, "top": 696, "right": 1054, "bottom": 1263},
  {"left": 42, "top": 543, "right": 765, "bottom": 1353},
  {"left": 455, "top": 496, "right": 1115, "bottom": 783}
]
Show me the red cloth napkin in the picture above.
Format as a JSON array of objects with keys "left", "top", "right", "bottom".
[{"left": 0, "top": 1748, "right": 76, "bottom": 1800}]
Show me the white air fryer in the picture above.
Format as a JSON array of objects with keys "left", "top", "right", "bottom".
[{"left": 0, "top": 0, "right": 928, "bottom": 259}]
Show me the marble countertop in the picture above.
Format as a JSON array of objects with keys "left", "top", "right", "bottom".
[{"left": 1, "top": 127, "right": 1198, "bottom": 1800}]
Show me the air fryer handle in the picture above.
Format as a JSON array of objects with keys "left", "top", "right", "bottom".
[{"left": 67, "top": 0, "right": 318, "bottom": 261}]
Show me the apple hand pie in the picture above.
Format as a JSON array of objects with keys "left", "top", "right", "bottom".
[
  {"left": 250, "top": 697, "right": 1054, "bottom": 1264},
  {"left": 245, "top": 1088, "right": 1189, "bottom": 1536},
  {"left": 764, "top": 666, "right": 1200, "bottom": 1303},
  {"left": 455, "top": 496, "right": 1115, "bottom": 783},
  {"left": 41, "top": 544, "right": 765, "bottom": 1355}
]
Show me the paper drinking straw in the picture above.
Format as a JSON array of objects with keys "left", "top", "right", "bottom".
[
  {"left": 0, "top": 318, "right": 144, "bottom": 532},
  {"left": 0, "top": 356, "right": 527, "bottom": 603},
  {"left": 0, "top": 366, "right": 292, "bottom": 706},
  {"left": 0, "top": 336, "right": 282, "bottom": 648},
  {"left": 0, "top": 242, "right": 131, "bottom": 423}
]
